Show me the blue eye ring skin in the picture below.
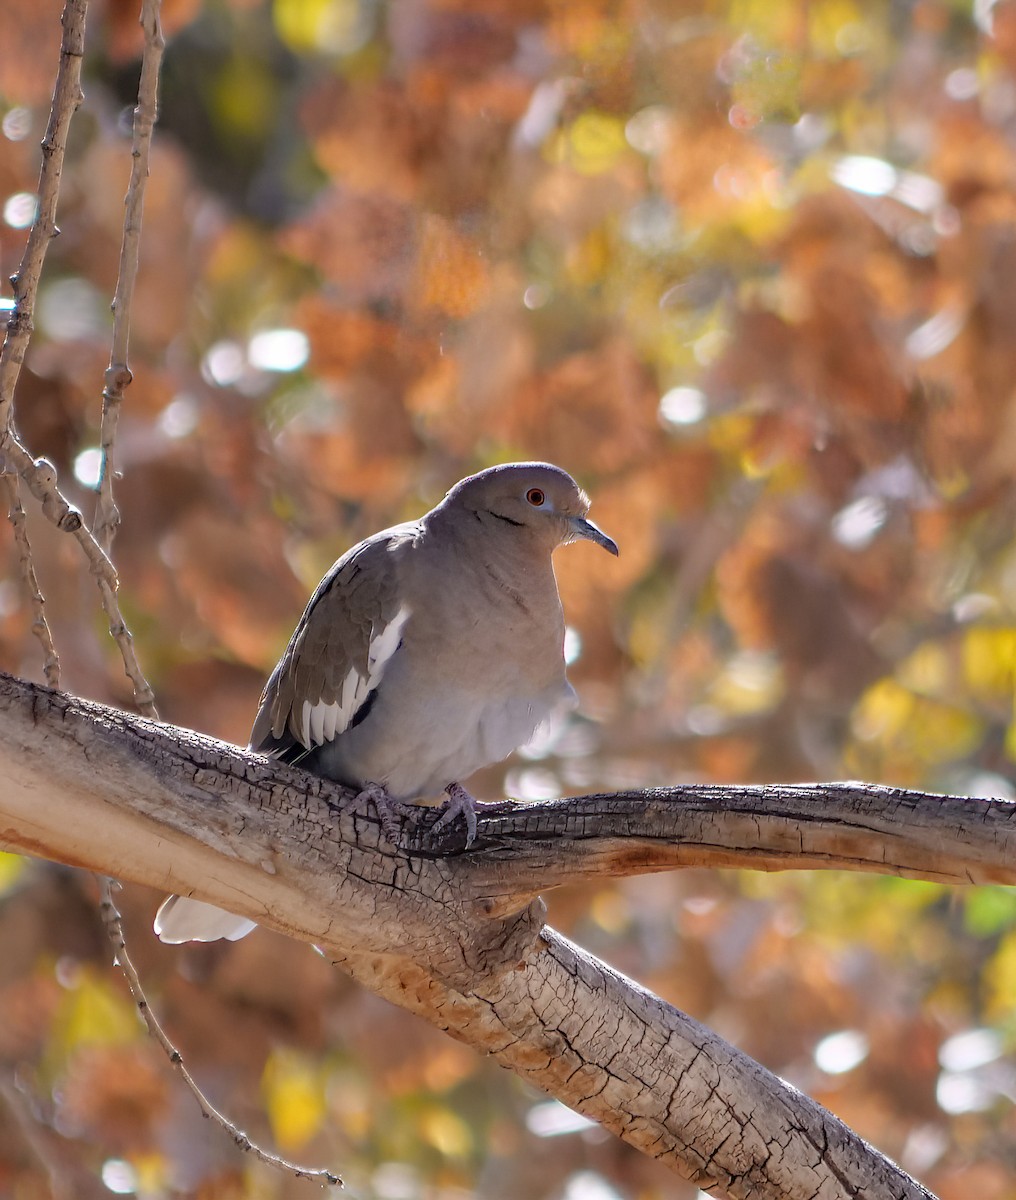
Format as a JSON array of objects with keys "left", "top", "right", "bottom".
[{"left": 526, "top": 488, "right": 546, "bottom": 507}]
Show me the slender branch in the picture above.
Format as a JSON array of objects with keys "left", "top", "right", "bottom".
[
  {"left": 0, "top": 471, "right": 60, "bottom": 686},
  {"left": 0, "top": 0, "right": 87, "bottom": 434},
  {"left": 2, "top": 433, "right": 158, "bottom": 714},
  {"left": 0, "top": 1075, "right": 74, "bottom": 1200},
  {"left": 94, "top": 0, "right": 165, "bottom": 555},
  {"left": 97, "top": 877, "right": 341, "bottom": 1187},
  {"left": 0, "top": 0, "right": 157, "bottom": 715},
  {"left": 0, "top": 0, "right": 86, "bottom": 688},
  {"left": 89, "top": 15, "right": 174, "bottom": 1179}
]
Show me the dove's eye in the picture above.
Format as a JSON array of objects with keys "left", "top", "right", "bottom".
[{"left": 526, "top": 488, "right": 546, "bottom": 506}]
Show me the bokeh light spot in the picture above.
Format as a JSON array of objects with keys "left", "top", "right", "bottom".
[
  {"left": 4, "top": 191, "right": 39, "bottom": 228},
  {"left": 814, "top": 1030, "right": 869, "bottom": 1075},
  {"left": 73, "top": 447, "right": 103, "bottom": 490},
  {"left": 659, "top": 386, "right": 707, "bottom": 428},
  {"left": 248, "top": 328, "right": 310, "bottom": 372}
]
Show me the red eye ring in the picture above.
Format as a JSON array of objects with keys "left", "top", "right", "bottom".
[{"left": 526, "top": 488, "right": 546, "bottom": 506}]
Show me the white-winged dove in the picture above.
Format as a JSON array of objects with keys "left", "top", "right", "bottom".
[{"left": 155, "top": 462, "right": 617, "bottom": 943}]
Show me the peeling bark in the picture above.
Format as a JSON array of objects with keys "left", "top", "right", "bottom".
[{"left": 0, "top": 671, "right": 987, "bottom": 1198}]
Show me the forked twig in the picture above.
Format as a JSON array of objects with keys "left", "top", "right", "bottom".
[
  {"left": 2, "top": 434, "right": 158, "bottom": 714},
  {"left": 98, "top": 880, "right": 342, "bottom": 1189},
  {"left": 0, "top": 0, "right": 86, "bottom": 690},
  {"left": 0, "top": 0, "right": 158, "bottom": 716},
  {"left": 0, "top": 3, "right": 330, "bottom": 1187}
]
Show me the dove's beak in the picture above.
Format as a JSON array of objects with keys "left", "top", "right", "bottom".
[{"left": 569, "top": 516, "right": 619, "bottom": 556}]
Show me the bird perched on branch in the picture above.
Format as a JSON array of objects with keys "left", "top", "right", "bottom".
[{"left": 155, "top": 461, "right": 618, "bottom": 943}]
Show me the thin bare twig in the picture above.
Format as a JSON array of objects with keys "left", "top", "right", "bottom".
[
  {"left": 0, "top": 471, "right": 60, "bottom": 686},
  {"left": 0, "top": 1075, "right": 74, "bottom": 1200},
  {"left": 0, "top": 0, "right": 86, "bottom": 689},
  {"left": 3, "top": 431, "right": 159, "bottom": 714},
  {"left": 94, "top": 0, "right": 166, "bottom": 555},
  {"left": 0, "top": 0, "right": 87, "bottom": 433},
  {"left": 0, "top": 0, "right": 158, "bottom": 716},
  {"left": 97, "top": 879, "right": 342, "bottom": 1189}
]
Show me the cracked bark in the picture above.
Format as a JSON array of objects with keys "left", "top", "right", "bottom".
[{"left": 3, "top": 673, "right": 1005, "bottom": 1198}]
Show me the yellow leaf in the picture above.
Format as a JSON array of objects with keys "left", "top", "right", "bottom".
[
  {"left": 274, "top": 0, "right": 368, "bottom": 55},
  {"left": 897, "top": 640, "right": 951, "bottom": 698},
  {"left": 566, "top": 111, "right": 629, "bottom": 176},
  {"left": 709, "top": 412, "right": 755, "bottom": 455},
  {"left": 963, "top": 626, "right": 1016, "bottom": 701},
  {"left": 711, "top": 652, "right": 784, "bottom": 715},
  {"left": 0, "top": 851, "right": 26, "bottom": 895},
  {"left": 852, "top": 678, "right": 914, "bottom": 743},
  {"left": 418, "top": 1105, "right": 472, "bottom": 1158},
  {"left": 273, "top": 0, "right": 331, "bottom": 52},
  {"left": 132, "top": 1152, "right": 170, "bottom": 1197},
  {"left": 857, "top": 671, "right": 982, "bottom": 761},
  {"left": 590, "top": 889, "right": 632, "bottom": 935},
  {"left": 52, "top": 970, "right": 141, "bottom": 1060},
  {"left": 262, "top": 1049, "right": 326, "bottom": 1151},
  {"left": 730, "top": 0, "right": 807, "bottom": 44},
  {"left": 211, "top": 58, "right": 277, "bottom": 142},
  {"left": 908, "top": 701, "right": 982, "bottom": 764},
  {"left": 985, "top": 929, "right": 1016, "bottom": 1021},
  {"left": 566, "top": 228, "right": 610, "bottom": 287},
  {"left": 808, "top": 0, "right": 863, "bottom": 57},
  {"left": 1005, "top": 720, "right": 1016, "bottom": 763}
]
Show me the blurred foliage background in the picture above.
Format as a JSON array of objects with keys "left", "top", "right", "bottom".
[{"left": 2, "top": 0, "right": 1016, "bottom": 1196}]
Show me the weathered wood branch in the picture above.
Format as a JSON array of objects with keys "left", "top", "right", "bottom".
[
  {"left": 0, "top": 671, "right": 986, "bottom": 1198},
  {"left": 451, "top": 780, "right": 1016, "bottom": 910}
]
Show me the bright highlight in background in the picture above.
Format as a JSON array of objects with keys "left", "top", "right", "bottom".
[
  {"left": 936, "top": 1072, "right": 995, "bottom": 1114},
  {"left": 831, "top": 154, "right": 897, "bottom": 196},
  {"left": 201, "top": 340, "right": 245, "bottom": 387},
  {"left": 101, "top": 1158, "right": 137, "bottom": 1194},
  {"left": 38, "top": 278, "right": 107, "bottom": 341},
  {"left": 832, "top": 495, "right": 888, "bottom": 549},
  {"left": 939, "top": 1028, "right": 1003, "bottom": 1071},
  {"left": 526, "top": 1100, "right": 598, "bottom": 1137},
  {"left": 659, "top": 385, "right": 707, "bottom": 428},
  {"left": 248, "top": 328, "right": 309, "bottom": 372},
  {"left": 561, "top": 1170, "right": 624, "bottom": 1200},
  {"left": 3, "top": 191, "right": 38, "bottom": 228},
  {"left": 157, "top": 395, "right": 199, "bottom": 439},
  {"left": 2, "top": 107, "right": 31, "bottom": 141},
  {"left": 814, "top": 1029, "right": 869, "bottom": 1075},
  {"left": 73, "top": 447, "right": 103, "bottom": 489}
]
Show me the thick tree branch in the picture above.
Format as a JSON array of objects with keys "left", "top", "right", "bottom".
[
  {"left": 447, "top": 781, "right": 1016, "bottom": 911},
  {"left": 0, "top": 673, "right": 970, "bottom": 1198}
]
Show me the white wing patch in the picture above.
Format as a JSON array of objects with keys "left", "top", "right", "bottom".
[{"left": 299, "top": 604, "right": 410, "bottom": 748}]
